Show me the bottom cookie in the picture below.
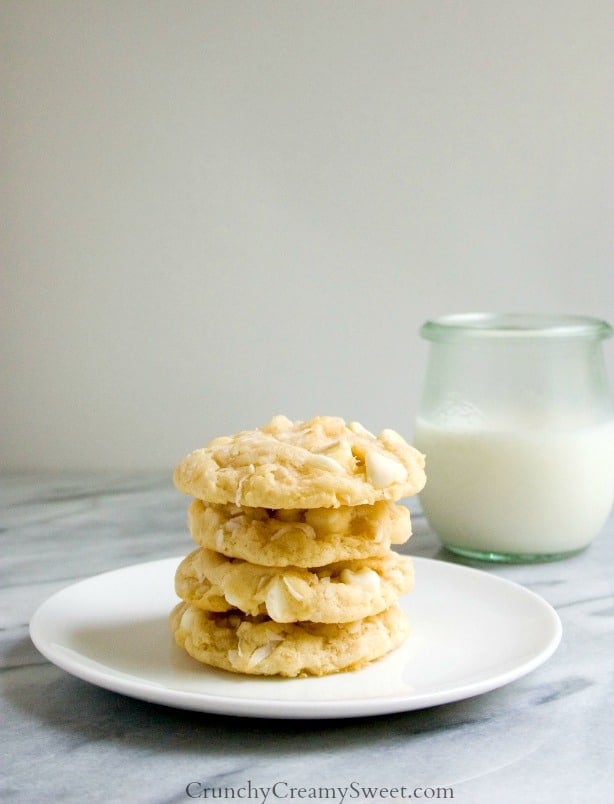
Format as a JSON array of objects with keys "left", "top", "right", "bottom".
[{"left": 169, "top": 601, "right": 409, "bottom": 678}]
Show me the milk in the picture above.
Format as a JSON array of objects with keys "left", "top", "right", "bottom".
[{"left": 414, "top": 417, "right": 614, "bottom": 556}]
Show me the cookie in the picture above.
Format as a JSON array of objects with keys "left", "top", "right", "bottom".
[
  {"left": 173, "top": 415, "right": 426, "bottom": 508},
  {"left": 174, "top": 547, "right": 414, "bottom": 623},
  {"left": 169, "top": 601, "right": 409, "bottom": 677},
  {"left": 188, "top": 499, "right": 411, "bottom": 567}
]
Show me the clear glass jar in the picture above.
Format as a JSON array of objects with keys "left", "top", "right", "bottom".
[{"left": 414, "top": 313, "right": 614, "bottom": 562}]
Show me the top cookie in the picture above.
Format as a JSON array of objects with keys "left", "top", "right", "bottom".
[{"left": 174, "top": 415, "right": 426, "bottom": 508}]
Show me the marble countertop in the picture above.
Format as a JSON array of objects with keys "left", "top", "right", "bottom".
[{"left": 2, "top": 473, "right": 613, "bottom": 803}]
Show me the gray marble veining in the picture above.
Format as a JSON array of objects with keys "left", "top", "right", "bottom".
[{"left": 1, "top": 473, "right": 613, "bottom": 803}]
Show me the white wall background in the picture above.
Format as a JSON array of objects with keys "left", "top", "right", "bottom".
[{"left": 2, "top": 0, "right": 613, "bottom": 472}]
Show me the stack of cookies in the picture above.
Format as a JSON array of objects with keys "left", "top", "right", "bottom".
[{"left": 170, "top": 415, "right": 426, "bottom": 677}]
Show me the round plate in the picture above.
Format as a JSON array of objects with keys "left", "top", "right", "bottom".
[{"left": 29, "top": 556, "right": 561, "bottom": 719}]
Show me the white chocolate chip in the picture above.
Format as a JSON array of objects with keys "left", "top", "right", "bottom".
[
  {"left": 340, "top": 567, "right": 381, "bottom": 592},
  {"left": 180, "top": 607, "right": 196, "bottom": 631},
  {"left": 365, "top": 449, "right": 407, "bottom": 488}
]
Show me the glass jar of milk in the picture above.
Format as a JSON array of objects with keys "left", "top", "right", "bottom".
[{"left": 414, "top": 313, "right": 614, "bottom": 562}]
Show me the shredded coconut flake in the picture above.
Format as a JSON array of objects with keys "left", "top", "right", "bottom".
[
  {"left": 348, "top": 421, "right": 373, "bottom": 437},
  {"left": 305, "top": 453, "right": 345, "bottom": 474},
  {"left": 248, "top": 643, "right": 276, "bottom": 667},
  {"left": 272, "top": 522, "right": 316, "bottom": 541},
  {"left": 224, "top": 590, "right": 243, "bottom": 608},
  {"left": 265, "top": 579, "right": 292, "bottom": 621},
  {"left": 282, "top": 576, "right": 304, "bottom": 601}
]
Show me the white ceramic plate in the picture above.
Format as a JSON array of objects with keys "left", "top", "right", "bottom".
[{"left": 30, "top": 556, "right": 561, "bottom": 719}]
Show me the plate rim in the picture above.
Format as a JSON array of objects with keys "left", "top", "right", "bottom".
[{"left": 29, "top": 555, "right": 562, "bottom": 719}]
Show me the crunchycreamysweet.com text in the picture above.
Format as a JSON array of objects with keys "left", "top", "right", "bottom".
[{"left": 185, "top": 780, "right": 454, "bottom": 801}]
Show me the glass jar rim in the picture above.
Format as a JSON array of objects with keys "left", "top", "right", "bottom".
[{"left": 420, "top": 313, "right": 613, "bottom": 342}]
